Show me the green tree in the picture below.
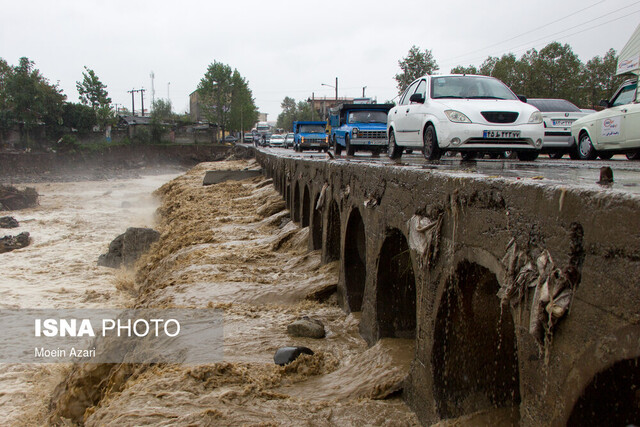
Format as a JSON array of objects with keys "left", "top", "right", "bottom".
[
  {"left": 62, "top": 103, "right": 97, "bottom": 133},
  {"left": 395, "top": 45, "right": 439, "bottom": 93},
  {"left": 450, "top": 65, "right": 478, "bottom": 74},
  {"left": 151, "top": 98, "right": 173, "bottom": 122},
  {"left": 76, "top": 66, "right": 113, "bottom": 129},
  {"left": 229, "top": 70, "right": 259, "bottom": 133},
  {"left": 276, "top": 96, "right": 298, "bottom": 131},
  {"left": 531, "top": 42, "right": 583, "bottom": 103},
  {"left": 198, "top": 61, "right": 257, "bottom": 139},
  {"left": 4, "top": 57, "right": 66, "bottom": 145},
  {"left": 582, "top": 48, "right": 625, "bottom": 109}
]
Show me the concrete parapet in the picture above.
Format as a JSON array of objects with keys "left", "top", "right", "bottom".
[{"left": 256, "top": 151, "right": 640, "bottom": 426}]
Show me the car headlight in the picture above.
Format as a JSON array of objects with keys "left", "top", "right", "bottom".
[
  {"left": 528, "top": 111, "right": 543, "bottom": 124},
  {"left": 352, "top": 127, "right": 359, "bottom": 137},
  {"left": 445, "top": 110, "right": 471, "bottom": 123}
]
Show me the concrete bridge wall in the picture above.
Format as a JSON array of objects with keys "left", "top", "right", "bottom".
[{"left": 256, "top": 151, "right": 640, "bottom": 426}]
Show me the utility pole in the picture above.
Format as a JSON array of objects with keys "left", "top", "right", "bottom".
[
  {"left": 128, "top": 89, "right": 135, "bottom": 117},
  {"left": 335, "top": 77, "right": 338, "bottom": 102},
  {"left": 150, "top": 71, "right": 155, "bottom": 109},
  {"left": 140, "top": 88, "right": 146, "bottom": 117},
  {"left": 363, "top": 86, "right": 367, "bottom": 97}
]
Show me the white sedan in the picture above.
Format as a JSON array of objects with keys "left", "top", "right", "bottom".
[
  {"left": 571, "top": 78, "right": 640, "bottom": 160},
  {"left": 268, "top": 134, "right": 286, "bottom": 148},
  {"left": 387, "top": 74, "right": 545, "bottom": 161}
]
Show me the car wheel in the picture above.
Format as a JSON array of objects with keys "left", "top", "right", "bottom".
[
  {"left": 549, "top": 152, "right": 564, "bottom": 159},
  {"left": 461, "top": 151, "right": 477, "bottom": 161},
  {"left": 577, "top": 132, "right": 597, "bottom": 160},
  {"left": 346, "top": 134, "right": 355, "bottom": 156},
  {"left": 333, "top": 135, "right": 342, "bottom": 156},
  {"left": 387, "top": 130, "right": 403, "bottom": 159},
  {"left": 598, "top": 152, "right": 614, "bottom": 160},
  {"left": 422, "top": 125, "right": 441, "bottom": 160},
  {"left": 626, "top": 150, "right": 640, "bottom": 160},
  {"left": 517, "top": 151, "right": 540, "bottom": 161}
]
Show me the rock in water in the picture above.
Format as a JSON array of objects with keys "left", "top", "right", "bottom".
[
  {"left": 273, "top": 346, "right": 314, "bottom": 366},
  {"left": 0, "top": 216, "right": 19, "bottom": 228},
  {"left": 287, "top": 316, "right": 326, "bottom": 338},
  {"left": 97, "top": 227, "right": 160, "bottom": 268},
  {"left": 0, "top": 232, "right": 30, "bottom": 253},
  {"left": 0, "top": 185, "right": 39, "bottom": 210}
]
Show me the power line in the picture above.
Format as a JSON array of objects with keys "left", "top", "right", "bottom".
[
  {"left": 443, "top": 1, "right": 640, "bottom": 68},
  {"left": 442, "top": 5, "right": 640, "bottom": 69},
  {"left": 441, "top": 0, "right": 609, "bottom": 63}
]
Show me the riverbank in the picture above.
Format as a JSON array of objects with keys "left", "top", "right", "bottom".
[
  {"left": 0, "top": 144, "right": 253, "bottom": 183},
  {"left": 47, "top": 160, "right": 419, "bottom": 426}
]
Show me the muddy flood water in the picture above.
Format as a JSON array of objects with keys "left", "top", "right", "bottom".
[{"left": 2, "top": 160, "right": 423, "bottom": 426}]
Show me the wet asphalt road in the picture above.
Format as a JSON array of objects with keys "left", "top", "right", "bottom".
[{"left": 257, "top": 145, "right": 640, "bottom": 196}]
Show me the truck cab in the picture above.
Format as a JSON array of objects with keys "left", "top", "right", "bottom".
[
  {"left": 292, "top": 121, "right": 329, "bottom": 152},
  {"left": 329, "top": 103, "right": 394, "bottom": 156}
]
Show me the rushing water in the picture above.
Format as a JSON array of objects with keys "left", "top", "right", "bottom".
[
  {"left": 2, "top": 164, "right": 421, "bottom": 426},
  {"left": 0, "top": 172, "right": 180, "bottom": 425}
]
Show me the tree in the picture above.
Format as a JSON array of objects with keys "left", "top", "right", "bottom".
[
  {"left": 198, "top": 61, "right": 258, "bottom": 140},
  {"left": 582, "top": 48, "right": 625, "bottom": 109},
  {"left": 531, "top": 42, "right": 583, "bottom": 103},
  {"left": 276, "top": 96, "right": 298, "bottom": 131},
  {"left": 3, "top": 57, "right": 66, "bottom": 145},
  {"left": 62, "top": 103, "right": 97, "bottom": 133},
  {"left": 229, "top": 70, "right": 259, "bottom": 133},
  {"left": 76, "top": 67, "right": 110, "bottom": 110},
  {"left": 394, "top": 45, "right": 439, "bottom": 93}
]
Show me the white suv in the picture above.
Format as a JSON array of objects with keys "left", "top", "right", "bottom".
[{"left": 387, "top": 74, "right": 545, "bottom": 160}]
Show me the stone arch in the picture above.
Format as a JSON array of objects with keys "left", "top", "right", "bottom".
[
  {"left": 326, "top": 199, "right": 340, "bottom": 262},
  {"left": 567, "top": 357, "right": 640, "bottom": 425},
  {"left": 376, "top": 228, "right": 416, "bottom": 339},
  {"left": 344, "top": 207, "right": 366, "bottom": 312},
  {"left": 556, "top": 325, "right": 640, "bottom": 425},
  {"left": 311, "top": 193, "right": 322, "bottom": 250},
  {"left": 302, "top": 185, "right": 311, "bottom": 228},
  {"left": 432, "top": 260, "right": 520, "bottom": 420},
  {"left": 293, "top": 181, "right": 301, "bottom": 223}
]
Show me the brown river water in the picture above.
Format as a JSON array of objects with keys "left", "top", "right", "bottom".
[{"left": 2, "top": 160, "right": 424, "bottom": 426}]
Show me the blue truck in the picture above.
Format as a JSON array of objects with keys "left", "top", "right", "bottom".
[
  {"left": 329, "top": 103, "right": 394, "bottom": 156},
  {"left": 292, "top": 121, "right": 329, "bottom": 152}
]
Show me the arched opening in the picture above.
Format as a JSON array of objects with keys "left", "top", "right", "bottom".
[
  {"left": 302, "top": 185, "right": 311, "bottom": 228},
  {"left": 285, "top": 183, "right": 290, "bottom": 211},
  {"left": 432, "top": 260, "right": 520, "bottom": 420},
  {"left": 312, "top": 194, "right": 322, "bottom": 251},
  {"left": 326, "top": 200, "right": 340, "bottom": 262},
  {"left": 376, "top": 228, "right": 416, "bottom": 339},
  {"left": 293, "top": 182, "right": 301, "bottom": 223},
  {"left": 568, "top": 357, "right": 640, "bottom": 425},
  {"left": 344, "top": 208, "right": 366, "bottom": 312}
]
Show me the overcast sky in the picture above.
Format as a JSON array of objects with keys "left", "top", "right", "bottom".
[{"left": 1, "top": 0, "right": 638, "bottom": 123}]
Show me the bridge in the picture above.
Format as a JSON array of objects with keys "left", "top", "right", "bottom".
[{"left": 256, "top": 150, "right": 640, "bottom": 426}]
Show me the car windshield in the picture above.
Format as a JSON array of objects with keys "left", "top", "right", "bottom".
[
  {"left": 347, "top": 111, "right": 388, "bottom": 124},
  {"left": 299, "top": 125, "right": 325, "bottom": 133},
  {"left": 527, "top": 99, "right": 581, "bottom": 112},
  {"left": 431, "top": 76, "right": 517, "bottom": 100}
]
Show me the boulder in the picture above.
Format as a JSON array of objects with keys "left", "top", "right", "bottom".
[
  {"left": 98, "top": 227, "right": 160, "bottom": 268},
  {"left": 0, "top": 186, "right": 38, "bottom": 211},
  {"left": 0, "top": 216, "right": 19, "bottom": 228},
  {"left": 0, "top": 231, "right": 30, "bottom": 253},
  {"left": 287, "top": 316, "right": 326, "bottom": 339},
  {"left": 273, "top": 346, "right": 314, "bottom": 366}
]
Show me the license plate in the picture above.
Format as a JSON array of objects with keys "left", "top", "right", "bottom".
[
  {"left": 552, "top": 119, "right": 575, "bottom": 127},
  {"left": 483, "top": 130, "right": 521, "bottom": 138}
]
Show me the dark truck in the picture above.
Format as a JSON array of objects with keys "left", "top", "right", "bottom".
[
  {"left": 292, "top": 121, "right": 329, "bottom": 152},
  {"left": 329, "top": 103, "right": 394, "bottom": 156}
]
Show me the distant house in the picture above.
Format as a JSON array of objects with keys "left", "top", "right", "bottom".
[{"left": 117, "top": 115, "right": 152, "bottom": 138}]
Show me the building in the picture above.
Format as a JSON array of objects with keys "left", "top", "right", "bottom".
[{"left": 307, "top": 96, "right": 355, "bottom": 119}]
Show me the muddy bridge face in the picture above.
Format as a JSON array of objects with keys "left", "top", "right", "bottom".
[{"left": 256, "top": 151, "right": 640, "bottom": 426}]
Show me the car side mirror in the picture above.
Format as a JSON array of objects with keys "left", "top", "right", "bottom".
[
  {"left": 599, "top": 99, "right": 610, "bottom": 108},
  {"left": 409, "top": 93, "right": 425, "bottom": 104},
  {"left": 517, "top": 95, "right": 527, "bottom": 103}
]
